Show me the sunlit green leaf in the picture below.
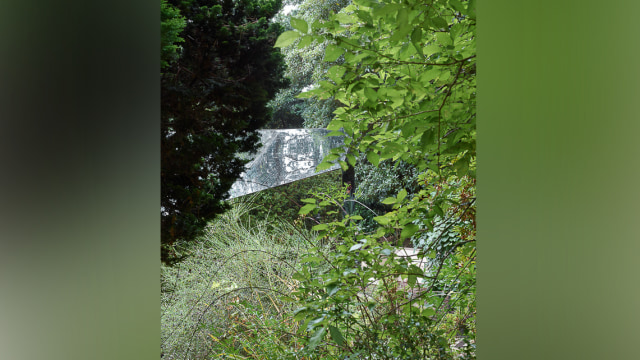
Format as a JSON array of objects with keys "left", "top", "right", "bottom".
[
  {"left": 327, "top": 65, "right": 347, "bottom": 83},
  {"left": 324, "top": 44, "right": 345, "bottom": 62},
  {"left": 297, "top": 35, "right": 313, "bottom": 48},
  {"left": 290, "top": 17, "right": 308, "bottom": 34},
  {"left": 436, "top": 32, "right": 453, "bottom": 46},
  {"left": 316, "top": 161, "right": 334, "bottom": 171},
  {"left": 364, "top": 87, "right": 377, "bottom": 102},
  {"left": 349, "top": 243, "right": 363, "bottom": 251},
  {"left": 382, "top": 197, "right": 396, "bottom": 205},
  {"left": 335, "top": 13, "right": 356, "bottom": 24},
  {"left": 346, "top": 153, "right": 356, "bottom": 166},
  {"left": 274, "top": 31, "right": 300, "bottom": 48},
  {"left": 372, "top": 3, "right": 400, "bottom": 17},
  {"left": 400, "top": 223, "right": 419, "bottom": 239},
  {"left": 366, "top": 151, "right": 380, "bottom": 166},
  {"left": 299, "top": 204, "right": 316, "bottom": 215},
  {"left": 313, "top": 224, "right": 328, "bottom": 231},
  {"left": 339, "top": 160, "right": 349, "bottom": 171},
  {"left": 397, "top": 188, "right": 407, "bottom": 201}
]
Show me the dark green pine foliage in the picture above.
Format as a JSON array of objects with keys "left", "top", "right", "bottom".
[
  {"left": 161, "top": 0, "right": 186, "bottom": 69},
  {"left": 161, "top": 0, "right": 287, "bottom": 263}
]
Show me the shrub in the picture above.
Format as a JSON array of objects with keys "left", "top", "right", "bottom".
[{"left": 161, "top": 200, "right": 322, "bottom": 359}]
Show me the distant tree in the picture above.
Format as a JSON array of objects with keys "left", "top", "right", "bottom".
[
  {"left": 267, "top": 0, "right": 351, "bottom": 129},
  {"left": 161, "top": 0, "right": 287, "bottom": 263}
]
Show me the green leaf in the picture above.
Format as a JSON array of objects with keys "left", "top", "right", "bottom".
[
  {"left": 449, "top": 0, "right": 465, "bottom": 13},
  {"left": 397, "top": 188, "right": 408, "bottom": 202},
  {"left": 326, "top": 283, "right": 340, "bottom": 296},
  {"left": 421, "top": 129, "right": 436, "bottom": 149},
  {"left": 432, "top": 16, "right": 448, "bottom": 29},
  {"left": 364, "top": 87, "right": 377, "bottom": 102},
  {"left": 422, "top": 307, "right": 435, "bottom": 317},
  {"left": 290, "top": 17, "right": 308, "bottom": 34},
  {"left": 327, "top": 65, "right": 346, "bottom": 84},
  {"left": 339, "top": 160, "right": 349, "bottom": 171},
  {"left": 308, "top": 316, "right": 325, "bottom": 329},
  {"left": 433, "top": 204, "right": 444, "bottom": 217},
  {"left": 450, "top": 23, "right": 464, "bottom": 39},
  {"left": 373, "top": 215, "right": 391, "bottom": 225},
  {"left": 381, "top": 197, "right": 396, "bottom": 205},
  {"left": 349, "top": 243, "right": 363, "bottom": 251},
  {"left": 316, "top": 161, "right": 335, "bottom": 171},
  {"left": 319, "top": 80, "right": 337, "bottom": 90},
  {"left": 299, "top": 204, "right": 316, "bottom": 215},
  {"left": 301, "top": 198, "right": 316, "bottom": 204},
  {"left": 324, "top": 44, "right": 345, "bottom": 62},
  {"left": 335, "top": 13, "right": 356, "bottom": 24},
  {"left": 293, "top": 307, "right": 308, "bottom": 319},
  {"left": 467, "top": 0, "right": 477, "bottom": 19},
  {"left": 346, "top": 153, "right": 356, "bottom": 166},
  {"left": 407, "top": 273, "right": 417, "bottom": 287},
  {"left": 297, "top": 35, "right": 313, "bottom": 48},
  {"left": 372, "top": 3, "right": 400, "bottom": 17},
  {"left": 454, "top": 155, "right": 470, "bottom": 176},
  {"left": 329, "top": 325, "right": 345, "bottom": 346},
  {"left": 308, "top": 327, "right": 327, "bottom": 350},
  {"left": 436, "top": 32, "right": 453, "bottom": 47},
  {"left": 366, "top": 151, "right": 380, "bottom": 166},
  {"left": 411, "top": 27, "right": 423, "bottom": 56},
  {"left": 390, "top": 22, "right": 411, "bottom": 42},
  {"left": 396, "top": 8, "right": 408, "bottom": 26},
  {"left": 400, "top": 223, "right": 419, "bottom": 239},
  {"left": 424, "top": 44, "right": 441, "bottom": 57},
  {"left": 380, "top": 248, "right": 392, "bottom": 256},
  {"left": 313, "top": 224, "right": 328, "bottom": 231},
  {"left": 274, "top": 31, "right": 300, "bottom": 48}
]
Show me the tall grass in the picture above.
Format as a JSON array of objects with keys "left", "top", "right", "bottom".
[{"left": 161, "top": 199, "right": 318, "bottom": 359}]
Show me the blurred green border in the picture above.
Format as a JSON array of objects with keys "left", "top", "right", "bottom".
[
  {"left": 0, "top": 1, "right": 159, "bottom": 359},
  {"left": 479, "top": 1, "right": 640, "bottom": 359}
]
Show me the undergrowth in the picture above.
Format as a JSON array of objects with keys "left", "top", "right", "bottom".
[{"left": 161, "top": 198, "right": 322, "bottom": 359}]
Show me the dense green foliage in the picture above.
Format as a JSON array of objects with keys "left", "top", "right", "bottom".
[
  {"left": 161, "top": 0, "right": 186, "bottom": 69},
  {"left": 162, "top": 0, "right": 476, "bottom": 358},
  {"left": 161, "top": 200, "right": 323, "bottom": 359},
  {"left": 266, "top": 0, "right": 352, "bottom": 129},
  {"left": 161, "top": 0, "right": 288, "bottom": 263},
  {"left": 276, "top": 0, "right": 476, "bottom": 357},
  {"left": 243, "top": 169, "right": 343, "bottom": 225}
]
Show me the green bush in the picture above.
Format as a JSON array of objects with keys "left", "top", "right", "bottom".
[
  {"left": 161, "top": 200, "right": 322, "bottom": 359},
  {"left": 293, "top": 172, "right": 476, "bottom": 359},
  {"left": 241, "top": 170, "right": 342, "bottom": 226}
]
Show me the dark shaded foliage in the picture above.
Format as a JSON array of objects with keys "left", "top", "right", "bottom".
[{"left": 161, "top": 0, "right": 288, "bottom": 263}]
